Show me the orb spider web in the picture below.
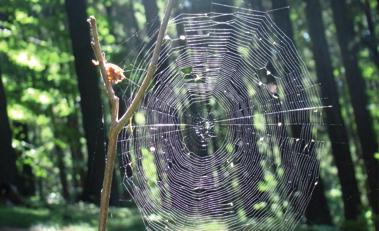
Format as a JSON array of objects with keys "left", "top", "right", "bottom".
[{"left": 118, "top": 4, "right": 327, "bottom": 231}]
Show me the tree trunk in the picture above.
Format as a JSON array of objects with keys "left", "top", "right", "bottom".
[
  {"left": 0, "top": 62, "right": 17, "bottom": 187},
  {"left": 128, "top": 0, "right": 140, "bottom": 33},
  {"left": 361, "top": 0, "right": 379, "bottom": 70},
  {"left": 105, "top": 0, "right": 140, "bottom": 42},
  {"left": 247, "top": 0, "right": 263, "bottom": 10},
  {"left": 67, "top": 113, "right": 86, "bottom": 200},
  {"left": 305, "top": 0, "right": 362, "bottom": 221},
  {"left": 65, "top": 0, "right": 106, "bottom": 203},
  {"left": 112, "top": 0, "right": 141, "bottom": 64},
  {"left": 37, "top": 178, "right": 45, "bottom": 203},
  {"left": 143, "top": 0, "right": 160, "bottom": 27},
  {"left": 271, "top": 0, "right": 293, "bottom": 38},
  {"left": 56, "top": 147, "right": 70, "bottom": 201},
  {"left": 142, "top": 0, "right": 165, "bottom": 70},
  {"left": 330, "top": 0, "right": 379, "bottom": 222}
]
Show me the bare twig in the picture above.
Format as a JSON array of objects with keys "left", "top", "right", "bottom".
[
  {"left": 87, "top": 0, "right": 175, "bottom": 230},
  {"left": 88, "top": 17, "right": 119, "bottom": 121}
]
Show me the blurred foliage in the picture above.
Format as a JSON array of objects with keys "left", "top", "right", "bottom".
[
  {"left": 1, "top": 0, "right": 80, "bottom": 198},
  {"left": 0, "top": 204, "right": 144, "bottom": 231}
]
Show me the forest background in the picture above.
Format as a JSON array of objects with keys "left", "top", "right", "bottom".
[{"left": 0, "top": 0, "right": 378, "bottom": 230}]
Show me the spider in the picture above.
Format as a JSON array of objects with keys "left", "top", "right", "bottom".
[{"left": 92, "top": 59, "right": 126, "bottom": 84}]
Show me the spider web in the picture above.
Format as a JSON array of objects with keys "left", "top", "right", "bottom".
[{"left": 118, "top": 4, "right": 327, "bottom": 231}]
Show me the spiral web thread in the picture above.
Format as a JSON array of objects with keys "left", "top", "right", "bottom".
[{"left": 119, "top": 4, "right": 328, "bottom": 231}]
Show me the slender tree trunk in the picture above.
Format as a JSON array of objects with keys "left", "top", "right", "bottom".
[
  {"left": 271, "top": 0, "right": 332, "bottom": 224},
  {"left": 143, "top": 0, "right": 160, "bottom": 27},
  {"left": 106, "top": 0, "right": 141, "bottom": 54},
  {"left": 50, "top": 109, "right": 71, "bottom": 201},
  {"left": 37, "top": 178, "right": 45, "bottom": 203},
  {"left": 361, "top": 0, "right": 379, "bottom": 69},
  {"left": 271, "top": 0, "right": 293, "bottom": 38},
  {"left": 67, "top": 113, "right": 86, "bottom": 199},
  {"left": 65, "top": 0, "right": 106, "bottom": 203},
  {"left": 330, "top": 0, "right": 379, "bottom": 222},
  {"left": 104, "top": 6, "right": 118, "bottom": 44},
  {"left": 142, "top": 0, "right": 165, "bottom": 71},
  {"left": 14, "top": 122, "right": 35, "bottom": 196},
  {"left": 0, "top": 62, "right": 17, "bottom": 187},
  {"left": 69, "top": 145, "right": 80, "bottom": 195},
  {"left": 128, "top": 0, "right": 140, "bottom": 33},
  {"left": 56, "top": 147, "right": 70, "bottom": 200},
  {"left": 305, "top": 0, "right": 362, "bottom": 221},
  {"left": 247, "top": 0, "right": 263, "bottom": 10}
]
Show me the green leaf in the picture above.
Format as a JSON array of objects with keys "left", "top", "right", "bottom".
[
  {"left": 135, "top": 112, "right": 146, "bottom": 125},
  {"left": 180, "top": 66, "right": 192, "bottom": 75}
]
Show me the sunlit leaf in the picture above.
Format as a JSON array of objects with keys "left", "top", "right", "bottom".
[{"left": 180, "top": 66, "right": 192, "bottom": 75}]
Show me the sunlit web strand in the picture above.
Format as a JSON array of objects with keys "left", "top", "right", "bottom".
[{"left": 214, "top": 105, "right": 331, "bottom": 123}]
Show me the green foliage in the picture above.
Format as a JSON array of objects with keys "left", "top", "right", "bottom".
[
  {"left": 0, "top": 204, "right": 144, "bottom": 231},
  {"left": 180, "top": 66, "right": 193, "bottom": 75},
  {"left": 0, "top": 0, "right": 84, "bottom": 200},
  {"left": 374, "top": 152, "right": 379, "bottom": 160}
]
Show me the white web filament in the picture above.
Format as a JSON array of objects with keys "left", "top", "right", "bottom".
[{"left": 119, "top": 5, "right": 325, "bottom": 231}]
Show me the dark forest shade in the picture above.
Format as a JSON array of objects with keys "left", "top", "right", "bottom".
[
  {"left": 247, "top": 0, "right": 263, "bottom": 10},
  {"left": 143, "top": 0, "right": 160, "bottom": 26},
  {"left": 304, "top": 0, "right": 362, "bottom": 221},
  {"left": 271, "top": 0, "right": 293, "bottom": 37},
  {"left": 330, "top": 0, "right": 379, "bottom": 224},
  {"left": 65, "top": 0, "right": 106, "bottom": 203},
  {"left": 0, "top": 63, "right": 17, "bottom": 186},
  {"left": 271, "top": 0, "right": 332, "bottom": 225}
]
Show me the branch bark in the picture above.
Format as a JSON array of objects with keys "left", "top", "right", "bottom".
[
  {"left": 87, "top": 0, "right": 175, "bottom": 230},
  {"left": 87, "top": 17, "right": 119, "bottom": 122}
]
